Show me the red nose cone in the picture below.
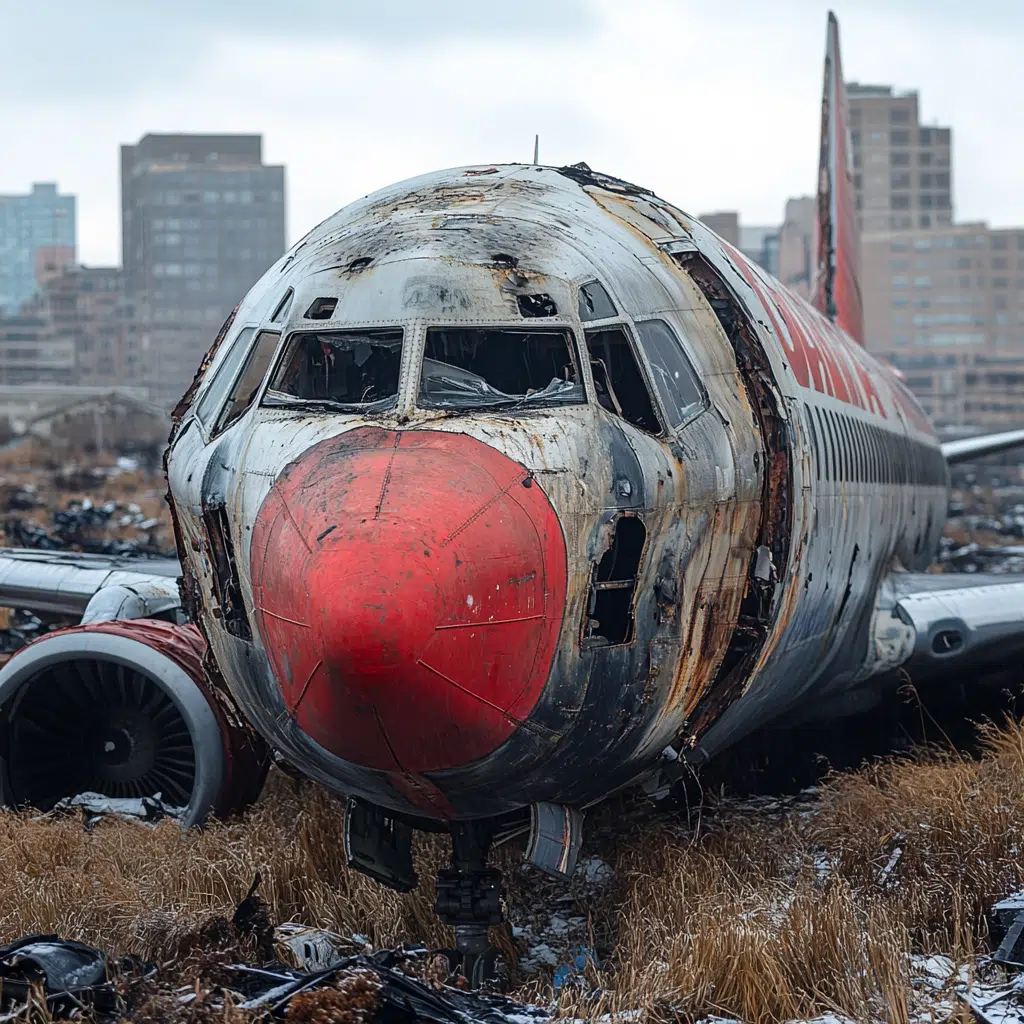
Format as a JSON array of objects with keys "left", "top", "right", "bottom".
[{"left": 250, "top": 428, "right": 567, "bottom": 773}]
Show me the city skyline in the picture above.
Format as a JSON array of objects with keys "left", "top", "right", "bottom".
[{"left": 3, "top": 0, "right": 1022, "bottom": 267}]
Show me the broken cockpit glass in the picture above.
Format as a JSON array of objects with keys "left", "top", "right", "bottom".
[
  {"left": 418, "top": 327, "right": 584, "bottom": 410},
  {"left": 263, "top": 328, "right": 403, "bottom": 411}
]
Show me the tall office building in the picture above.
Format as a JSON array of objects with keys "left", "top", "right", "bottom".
[
  {"left": 120, "top": 134, "right": 286, "bottom": 407},
  {"left": 0, "top": 183, "right": 76, "bottom": 315},
  {"left": 847, "top": 85, "right": 953, "bottom": 235}
]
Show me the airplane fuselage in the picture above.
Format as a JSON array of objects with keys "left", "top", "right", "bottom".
[{"left": 165, "top": 164, "right": 948, "bottom": 822}]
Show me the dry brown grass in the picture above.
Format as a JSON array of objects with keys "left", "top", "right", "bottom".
[
  {"left": 0, "top": 775, "right": 451, "bottom": 961},
  {"left": 0, "top": 725, "right": 1023, "bottom": 1022},
  {"left": 569, "top": 723, "right": 1024, "bottom": 1022}
]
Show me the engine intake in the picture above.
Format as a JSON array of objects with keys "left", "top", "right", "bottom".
[{"left": 0, "top": 619, "right": 268, "bottom": 826}]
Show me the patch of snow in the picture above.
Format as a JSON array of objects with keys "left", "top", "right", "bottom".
[{"left": 877, "top": 846, "right": 903, "bottom": 884}]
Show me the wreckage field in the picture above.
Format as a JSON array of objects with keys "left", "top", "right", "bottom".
[
  {"left": 2, "top": 447, "right": 1024, "bottom": 1021},
  {"left": 0, "top": 723, "right": 1023, "bottom": 1022}
]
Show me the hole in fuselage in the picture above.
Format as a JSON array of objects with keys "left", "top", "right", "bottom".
[
  {"left": 304, "top": 297, "right": 338, "bottom": 320},
  {"left": 517, "top": 293, "right": 557, "bottom": 317},
  {"left": 583, "top": 516, "right": 647, "bottom": 647},
  {"left": 932, "top": 629, "right": 964, "bottom": 655}
]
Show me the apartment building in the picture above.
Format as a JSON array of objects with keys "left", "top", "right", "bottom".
[
  {"left": 847, "top": 84, "right": 952, "bottom": 234},
  {"left": 863, "top": 225, "right": 1024, "bottom": 427}
]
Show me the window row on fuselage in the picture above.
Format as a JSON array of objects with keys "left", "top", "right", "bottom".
[{"left": 805, "top": 403, "right": 947, "bottom": 488}]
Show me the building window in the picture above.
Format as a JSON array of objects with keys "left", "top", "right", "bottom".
[
  {"left": 919, "top": 152, "right": 933, "bottom": 167},
  {"left": 890, "top": 107, "right": 910, "bottom": 124},
  {"left": 892, "top": 276, "right": 909, "bottom": 288},
  {"left": 891, "top": 129, "right": 910, "bottom": 146},
  {"left": 891, "top": 151, "right": 910, "bottom": 167},
  {"left": 920, "top": 215, "right": 932, "bottom": 228},
  {"left": 919, "top": 128, "right": 932, "bottom": 145},
  {"left": 891, "top": 194, "right": 910, "bottom": 210},
  {"left": 992, "top": 236, "right": 1008, "bottom": 251},
  {"left": 891, "top": 172, "right": 911, "bottom": 189},
  {"left": 914, "top": 276, "right": 932, "bottom": 288}
]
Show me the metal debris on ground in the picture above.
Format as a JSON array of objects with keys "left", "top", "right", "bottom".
[
  {"left": 43, "top": 792, "right": 186, "bottom": 829},
  {"left": 4, "top": 497, "right": 171, "bottom": 558},
  {"left": 0, "top": 935, "right": 132, "bottom": 1019},
  {"left": 274, "top": 923, "right": 371, "bottom": 971},
  {"left": 993, "top": 892, "right": 1024, "bottom": 968},
  {"left": 0, "top": 932, "right": 554, "bottom": 1023}
]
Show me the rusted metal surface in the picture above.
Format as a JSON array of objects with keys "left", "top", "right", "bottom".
[{"left": 165, "top": 163, "right": 950, "bottom": 821}]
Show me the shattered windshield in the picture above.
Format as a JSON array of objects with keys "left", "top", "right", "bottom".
[
  {"left": 263, "top": 328, "right": 403, "bottom": 411},
  {"left": 418, "top": 327, "right": 583, "bottom": 410}
]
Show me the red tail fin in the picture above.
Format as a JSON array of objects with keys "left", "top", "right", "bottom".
[{"left": 811, "top": 12, "right": 865, "bottom": 344}]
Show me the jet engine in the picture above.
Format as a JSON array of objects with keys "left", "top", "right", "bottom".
[{"left": 0, "top": 618, "right": 269, "bottom": 826}]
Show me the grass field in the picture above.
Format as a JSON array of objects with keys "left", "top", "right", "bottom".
[{"left": 1, "top": 721, "right": 1022, "bottom": 1022}]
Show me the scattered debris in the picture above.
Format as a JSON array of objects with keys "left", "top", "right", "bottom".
[
  {"left": 4, "top": 496, "right": 171, "bottom": 558},
  {"left": 0, "top": 445, "right": 174, "bottom": 657},
  {"left": 44, "top": 792, "right": 186, "bottom": 829},
  {"left": 552, "top": 946, "right": 598, "bottom": 992},
  {"left": 275, "top": 923, "right": 370, "bottom": 971},
  {"left": 0, "top": 935, "right": 131, "bottom": 1018},
  {"left": 995, "top": 892, "right": 1024, "bottom": 968}
]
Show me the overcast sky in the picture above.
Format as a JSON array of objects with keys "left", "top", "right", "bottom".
[{"left": 2, "top": 0, "right": 1022, "bottom": 266}]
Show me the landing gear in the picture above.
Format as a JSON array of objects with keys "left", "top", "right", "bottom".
[{"left": 434, "top": 822, "right": 508, "bottom": 988}]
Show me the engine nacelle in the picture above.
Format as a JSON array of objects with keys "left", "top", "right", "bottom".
[{"left": 0, "top": 619, "right": 269, "bottom": 826}]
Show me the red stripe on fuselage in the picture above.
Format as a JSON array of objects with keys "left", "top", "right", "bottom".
[{"left": 724, "top": 243, "right": 888, "bottom": 420}]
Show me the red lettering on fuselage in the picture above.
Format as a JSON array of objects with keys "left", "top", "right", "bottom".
[{"left": 724, "top": 243, "right": 888, "bottom": 420}]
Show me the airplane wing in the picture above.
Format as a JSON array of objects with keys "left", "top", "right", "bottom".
[
  {"left": 0, "top": 548, "right": 181, "bottom": 620},
  {"left": 941, "top": 429, "right": 1024, "bottom": 464},
  {"left": 872, "top": 570, "right": 1024, "bottom": 683}
]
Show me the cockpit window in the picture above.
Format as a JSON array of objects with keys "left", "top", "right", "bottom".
[
  {"left": 195, "top": 326, "right": 256, "bottom": 426},
  {"left": 634, "top": 319, "right": 705, "bottom": 428},
  {"left": 263, "top": 328, "right": 404, "bottom": 411},
  {"left": 585, "top": 327, "right": 661, "bottom": 435},
  {"left": 418, "top": 327, "right": 584, "bottom": 411},
  {"left": 214, "top": 330, "right": 281, "bottom": 434},
  {"left": 578, "top": 281, "right": 617, "bottom": 321}
]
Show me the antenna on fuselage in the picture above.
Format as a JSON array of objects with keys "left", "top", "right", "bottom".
[{"left": 533, "top": 134, "right": 539, "bottom": 164}]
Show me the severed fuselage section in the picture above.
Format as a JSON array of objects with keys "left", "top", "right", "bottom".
[
  {"left": 165, "top": 168, "right": 770, "bottom": 825},
  {"left": 165, "top": 164, "right": 946, "bottom": 837},
  {"left": 0, "top": 160, "right": 985, "bottom": 983}
]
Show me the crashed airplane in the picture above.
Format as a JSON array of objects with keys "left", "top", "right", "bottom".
[{"left": 1, "top": 12, "right": 1022, "bottom": 985}]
